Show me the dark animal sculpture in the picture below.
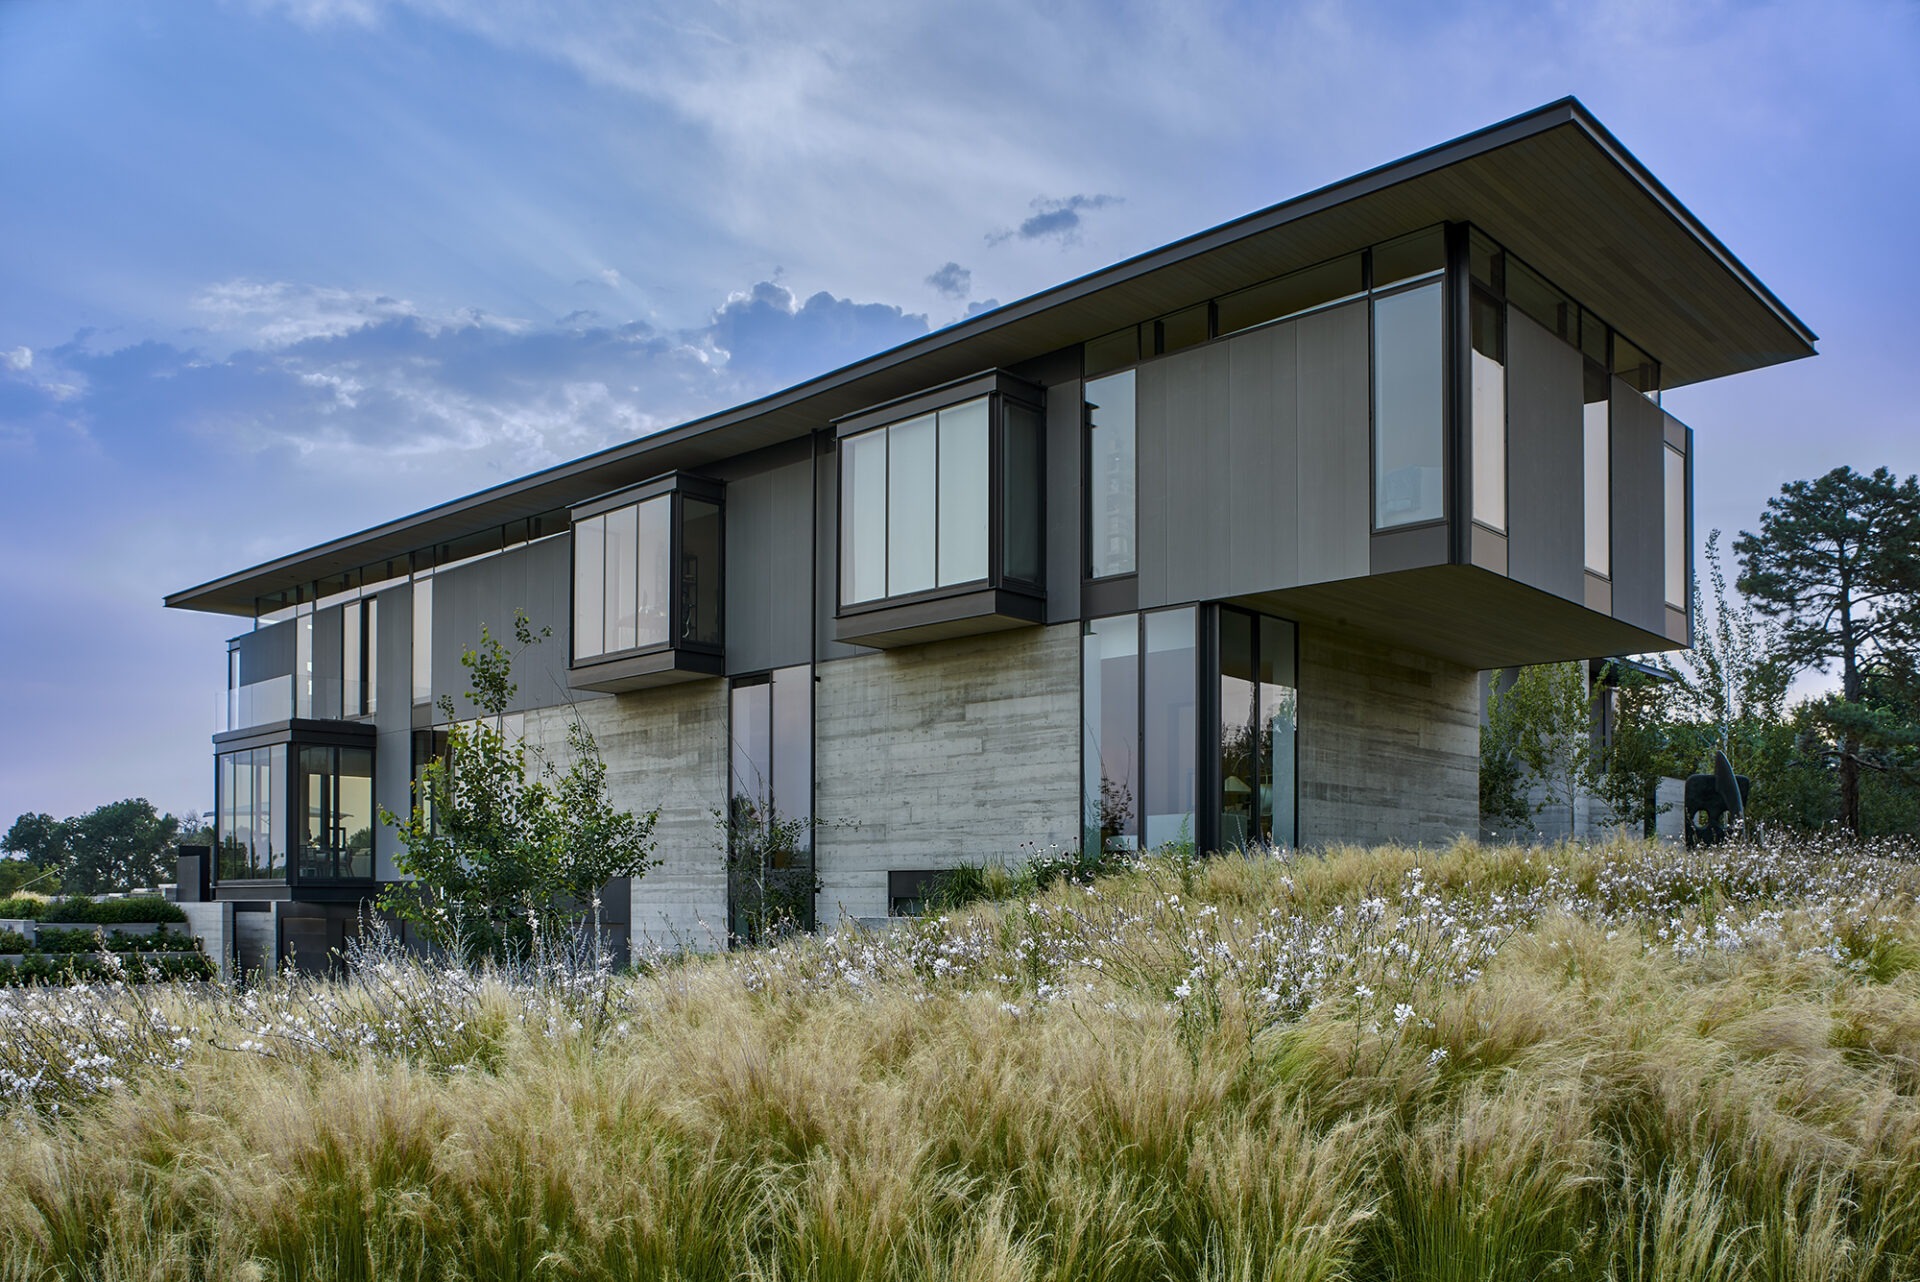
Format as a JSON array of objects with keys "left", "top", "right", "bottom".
[{"left": 1683, "top": 750, "right": 1750, "bottom": 849}]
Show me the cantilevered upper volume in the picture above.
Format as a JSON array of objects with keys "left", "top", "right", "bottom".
[{"left": 166, "top": 97, "right": 1813, "bottom": 619}]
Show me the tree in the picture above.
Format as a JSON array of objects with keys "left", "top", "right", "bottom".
[
  {"left": 62, "top": 800, "right": 179, "bottom": 894},
  {"left": 1479, "top": 677, "right": 1533, "bottom": 836},
  {"left": 5, "top": 803, "right": 182, "bottom": 895},
  {"left": 1589, "top": 663, "right": 1676, "bottom": 837},
  {"left": 2, "top": 813, "right": 71, "bottom": 885},
  {"left": 1735, "top": 467, "right": 1920, "bottom": 833},
  {"left": 1483, "top": 662, "right": 1598, "bottom": 836},
  {"left": 380, "top": 612, "right": 658, "bottom": 963}
]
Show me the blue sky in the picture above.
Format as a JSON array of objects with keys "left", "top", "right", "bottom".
[{"left": 2, "top": 0, "right": 1917, "bottom": 824}]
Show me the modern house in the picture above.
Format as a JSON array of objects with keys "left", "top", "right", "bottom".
[{"left": 164, "top": 99, "right": 1815, "bottom": 970}]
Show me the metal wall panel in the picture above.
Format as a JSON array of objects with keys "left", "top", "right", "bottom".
[
  {"left": 232, "top": 617, "right": 295, "bottom": 687},
  {"left": 1504, "top": 308, "right": 1584, "bottom": 602},
  {"left": 1610, "top": 380, "right": 1666, "bottom": 634},
  {"left": 1228, "top": 321, "right": 1299, "bottom": 594},
  {"left": 722, "top": 446, "right": 814, "bottom": 674},
  {"left": 1136, "top": 299, "right": 1368, "bottom": 608},
  {"left": 430, "top": 537, "right": 573, "bottom": 716},
  {"left": 1293, "top": 301, "right": 1371, "bottom": 585},
  {"left": 1134, "top": 354, "right": 1172, "bottom": 604},
  {"left": 312, "top": 604, "right": 343, "bottom": 715},
  {"left": 1045, "top": 376, "right": 1084, "bottom": 623},
  {"left": 372, "top": 584, "right": 412, "bottom": 875}
]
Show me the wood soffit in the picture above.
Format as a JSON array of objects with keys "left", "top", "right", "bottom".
[{"left": 168, "top": 98, "right": 1814, "bottom": 617}]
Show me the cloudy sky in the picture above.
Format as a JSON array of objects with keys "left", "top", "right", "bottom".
[{"left": 2, "top": 0, "right": 1917, "bottom": 824}]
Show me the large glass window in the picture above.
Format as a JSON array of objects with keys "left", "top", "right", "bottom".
[
  {"left": 727, "top": 666, "right": 814, "bottom": 942},
  {"left": 1584, "top": 359, "right": 1611, "bottom": 576},
  {"left": 297, "top": 745, "right": 375, "bottom": 881},
  {"left": 342, "top": 599, "right": 377, "bottom": 718},
  {"left": 216, "top": 745, "right": 285, "bottom": 880},
  {"left": 1085, "top": 371, "right": 1136, "bottom": 579},
  {"left": 1143, "top": 609, "right": 1198, "bottom": 850},
  {"left": 1218, "top": 610, "right": 1299, "bottom": 851},
  {"left": 1082, "top": 616, "right": 1140, "bottom": 851},
  {"left": 1081, "top": 608, "right": 1197, "bottom": 853},
  {"left": 573, "top": 487, "right": 718, "bottom": 664},
  {"left": 1372, "top": 280, "right": 1446, "bottom": 528},
  {"left": 1470, "top": 289, "right": 1506, "bottom": 531},
  {"left": 839, "top": 393, "right": 1024, "bottom": 606},
  {"left": 1665, "top": 444, "right": 1687, "bottom": 608}
]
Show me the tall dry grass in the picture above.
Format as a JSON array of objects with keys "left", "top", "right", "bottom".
[{"left": 1, "top": 834, "right": 1917, "bottom": 1280}]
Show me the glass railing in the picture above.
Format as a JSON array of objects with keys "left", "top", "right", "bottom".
[
  {"left": 219, "top": 675, "right": 292, "bottom": 734},
  {"left": 217, "top": 675, "right": 360, "bottom": 733}
]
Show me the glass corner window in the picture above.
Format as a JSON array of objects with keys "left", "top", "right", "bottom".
[
  {"left": 837, "top": 378, "right": 1044, "bottom": 609},
  {"left": 572, "top": 478, "right": 724, "bottom": 665},
  {"left": 1372, "top": 279, "right": 1445, "bottom": 529}
]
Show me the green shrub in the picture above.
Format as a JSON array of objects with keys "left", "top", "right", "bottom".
[
  {"left": 39, "top": 896, "right": 186, "bottom": 925},
  {"left": 104, "top": 927, "right": 203, "bottom": 954},
  {"left": 31, "top": 927, "right": 102, "bottom": 954},
  {"left": 0, "top": 896, "right": 47, "bottom": 921},
  {"left": 0, "top": 929, "right": 27, "bottom": 952}
]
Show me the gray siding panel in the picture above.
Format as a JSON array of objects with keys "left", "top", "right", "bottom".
[
  {"left": 431, "top": 537, "right": 573, "bottom": 716},
  {"left": 1504, "top": 308, "right": 1584, "bottom": 602},
  {"left": 1136, "top": 301, "right": 1366, "bottom": 608},
  {"left": 372, "top": 584, "right": 412, "bottom": 877},
  {"left": 723, "top": 450, "right": 815, "bottom": 675},
  {"left": 1135, "top": 356, "right": 1172, "bottom": 605},
  {"left": 1294, "top": 301, "right": 1370, "bottom": 585},
  {"left": 1045, "top": 377, "right": 1083, "bottom": 623},
  {"left": 1610, "top": 381, "right": 1666, "bottom": 634},
  {"left": 233, "top": 618, "right": 294, "bottom": 687},
  {"left": 312, "top": 605, "right": 343, "bottom": 717}
]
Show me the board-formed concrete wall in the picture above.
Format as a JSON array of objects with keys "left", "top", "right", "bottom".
[
  {"left": 1297, "top": 626, "right": 1480, "bottom": 848},
  {"left": 814, "top": 623, "right": 1081, "bottom": 924},
  {"left": 522, "top": 682, "right": 729, "bottom": 951}
]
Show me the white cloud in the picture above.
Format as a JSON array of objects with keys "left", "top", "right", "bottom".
[
  {"left": 3, "top": 347, "right": 30, "bottom": 372},
  {"left": 191, "top": 279, "right": 526, "bottom": 349}
]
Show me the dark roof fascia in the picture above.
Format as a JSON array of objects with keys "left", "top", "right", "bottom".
[{"left": 165, "top": 97, "right": 1809, "bottom": 617}]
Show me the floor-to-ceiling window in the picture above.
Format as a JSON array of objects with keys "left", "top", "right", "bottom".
[
  {"left": 297, "top": 745, "right": 375, "bottom": 881},
  {"left": 728, "top": 666, "right": 814, "bottom": 942},
  {"left": 1083, "top": 607, "right": 1196, "bottom": 853},
  {"left": 216, "top": 745, "right": 285, "bottom": 880},
  {"left": 1217, "top": 609, "right": 1298, "bottom": 851}
]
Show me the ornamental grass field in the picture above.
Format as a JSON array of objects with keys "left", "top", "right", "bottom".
[{"left": 3, "top": 833, "right": 1920, "bottom": 1281}]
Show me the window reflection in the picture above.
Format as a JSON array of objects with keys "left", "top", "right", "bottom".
[
  {"left": 839, "top": 394, "right": 1007, "bottom": 606},
  {"left": 298, "top": 745, "right": 375, "bottom": 881},
  {"left": 1085, "top": 371, "right": 1137, "bottom": 579},
  {"left": 217, "top": 745, "right": 285, "bottom": 879},
  {"left": 1470, "top": 288, "right": 1506, "bottom": 532},
  {"left": 727, "top": 666, "right": 814, "bottom": 942},
  {"left": 1584, "top": 359, "right": 1611, "bottom": 576},
  {"left": 1219, "top": 613, "right": 1298, "bottom": 851},
  {"left": 1373, "top": 281, "right": 1446, "bottom": 528}
]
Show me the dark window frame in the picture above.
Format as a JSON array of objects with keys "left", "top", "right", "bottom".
[
  {"left": 832, "top": 369, "right": 1046, "bottom": 619},
  {"left": 568, "top": 471, "right": 727, "bottom": 671}
]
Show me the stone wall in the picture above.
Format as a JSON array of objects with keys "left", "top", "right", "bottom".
[
  {"left": 814, "top": 624, "right": 1081, "bottom": 924},
  {"left": 1297, "top": 626, "right": 1481, "bottom": 848}
]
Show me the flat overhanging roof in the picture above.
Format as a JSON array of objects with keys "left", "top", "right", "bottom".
[{"left": 168, "top": 97, "right": 1816, "bottom": 618}]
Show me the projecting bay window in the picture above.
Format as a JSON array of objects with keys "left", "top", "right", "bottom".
[
  {"left": 568, "top": 473, "right": 724, "bottom": 692},
  {"left": 834, "top": 371, "right": 1044, "bottom": 648}
]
